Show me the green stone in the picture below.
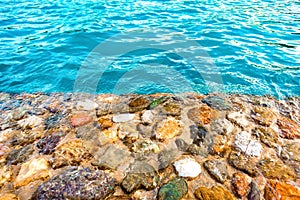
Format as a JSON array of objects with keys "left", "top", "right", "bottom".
[{"left": 158, "top": 178, "right": 188, "bottom": 200}]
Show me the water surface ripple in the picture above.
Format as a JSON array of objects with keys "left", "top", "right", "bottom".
[{"left": 0, "top": 0, "right": 299, "bottom": 97}]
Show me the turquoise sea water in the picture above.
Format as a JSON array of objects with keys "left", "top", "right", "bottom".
[{"left": 0, "top": 0, "right": 299, "bottom": 97}]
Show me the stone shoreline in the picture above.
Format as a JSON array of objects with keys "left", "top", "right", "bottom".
[{"left": 0, "top": 92, "right": 299, "bottom": 199}]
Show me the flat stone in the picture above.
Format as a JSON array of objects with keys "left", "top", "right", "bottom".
[
  {"left": 141, "top": 110, "right": 155, "bottom": 124},
  {"left": 118, "top": 123, "right": 139, "bottom": 143},
  {"left": 161, "top": 100, "right": 182, "bottom": 116},
  {"left": 187, "top": 105, "right": 213, "bottom": 125},
  {"left": 202, "top": 96, "right": 231, "bottom": 110},
  {"left": 6, "top": 144, "right": 34, "bottom": 165},
  {"left": 129, "top": 96, "right": 150, "bottom": 112},
  {"left": 52, "top": 139, "right": 91, "bottom": 169},
  {"left": 264, "top": 180, "right": 300, "bottom": 200},
  {"left": 232, "top": 172, "right": 251, "bottom": 198},
  {"left": 154, "top": 117, "right": 183, "bottom": 141},
  {"left": 256, "top": 127, "right": 279, "bottom": 148},
  {"left": 257, "top": 158, "right": 296, "bottom": 180},
  {"left": 252, "top": 106, "right": 277, "bottom": 126},
  {"left": 14, "top": 157, "right": 50, "bottom": 187},
  {"left": 228, "top": 151, "right": 259, "bottom": 177},
  {"left": 194, "top": 186, "right": 235, "bottom": 200},
  {"left": 173, "top": 158, "right": 201, "bottom": 178},
  {"left": 203, "top": 160, "right": 229, "bottom": 183},
  {"left": 70, "top": 113, "right": 92, "bottom": 127},
  {"left": 211, "top": 118, "right": 234, "bottom": 135},
  {"left": 190, "top": 125, "right": 207, "bottom": 146},
  {"left": 121, "top": 161, "right": 159, "bottom": 193},
  {"left": 158, "top": 149, "right": 178, "bottom": 170},
  {"left": 76, "top": 99, "right": 98, "bottom": 110},
  {"left": 112, "top": 113, "right": 135, "bottom": 123},
  {"left": 18, "top": 115, "right": 43, "bottom": 129},
  {"left": 227, "top": 111, "right": 249, "bottom": 128},
  {"left": 277, "top": 117, "right": 300, "bottom": 139},
  {"left": 158, "top": 178, "right": 188, "bottom": 200},
  {"left": 93, "top": 145, "right": 130, "bottom": 170},
  {"left": 31, "top": 168, "right": 115, "bottom": 199},
  {"left": 234, "top": 131, "right": 262, "bottom": 157}
]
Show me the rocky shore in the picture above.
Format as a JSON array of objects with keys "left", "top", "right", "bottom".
[{"left": 0, "top": 92, "right": 299, "bottom": 200}]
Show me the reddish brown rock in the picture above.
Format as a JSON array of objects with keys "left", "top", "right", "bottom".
[
  {"left": 277, "top": 117, "right": 300, "bottom": 139},
  {"left": 194, "top": 186, "right": 235, "bottom": 200},
  {"left": 70, "top": 113, "right": 92, "bottom": 127},
  {"left": 187, "top": 105, "right": 213, "bottom": 125},
  {"left": 232, "top": 172, "right": 251, "bottom": 198},
  {"left": 264, "top": 180, "right": 300, "bottom": 200}
]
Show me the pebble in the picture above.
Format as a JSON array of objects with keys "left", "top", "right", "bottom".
[
  {"left": 31, "top": 168, "right": 115, "bottom": 199},
  {"left": 234, "top": 131, "right": 262, "bottom": 157},
  {"left": 158, "top": 178, "right": 188, "bottom": 200},
  {"left": 112, "top": 113, "right": 135, "bottom": 123},
  {"left": 194, "top": 186, "right": 235, "bottom": 200},
  {"left": 173, "top": 158, "right": 201, "bottom": 178},
  {"left": 14, "top": 157, "right": 50, "bottom": 187},
  {"left": 228, "top": 151, "right": 259, "bottom": 177},
  {"left": 190, "top": 125, "right": 207, "bottom": 145},
  {"left": 204, "top": 160, "right": 229, "bottom": 183},
  {"left": 247, "top": 181, "right": 260, "bottom": 200}
]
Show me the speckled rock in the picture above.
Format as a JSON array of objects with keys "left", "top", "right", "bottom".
[
  {"left": 158, "top": 149, "right": 179, "bottom": 170},
  {"left": 257, "top": 158, "right": 296, "bottom": 180},
  {"left": 118, "top": 123, "right": 139, "bottom": 143},
  {"left": 112, "top": 113, "right": 135, "bottom": 123},
  {"left": 173, "top": 158, "right": 201, "bottom": 178},
  {"left": 252, "top": 106, "right": 277, "bottom": 126},
  {"left": 70, "top": 113, "right": 92, "bottom": 127},
  {"left": 232, "top": 172, "right": 251, "bottom": 198},
  {"left": 31, "top": 168, "right": 115, "bottom": 199},
  {"left": 277, "top": 117, "right": 300, "bottom": 139},
  {"left": 208, "top": 135, "right": 229, "bottom": 156},
  {"left": 161, "top": 100, "right": 181, "bottom": 116},
  {"left": 93, "top": 145, "right": 130, "bottom": 170},
  {"left": 6, "top": 144, "right": 34, "bottom": 165},
  {"left": 121, "top": 161, "right": 159, "bottom": 193},
  {"left": 234, "top": 131, "right": 262, "bottom": 157},
  {"left": 97, "top": 128, "right": 119, "bottom": 146},
  {"left": 211, "top": 118, "right": 234, "bottom": 135},
  {"left": 280, "top": 142, "right": 300, "bottom": 162},
  {"left": 264, "top": 180, "right": 300, "bottom": 200},
  {"left": 36, "top": 132, "right": 64, "bottom": 155},
  {"left": 256, "top": 127, "right": 279, "bottom": 148},
  {"left": 131, "top": 139, "right": 160, "bottom": 154},
  {"left": 202, "top": 96, "right": 231, "bottom": 110},
  {"left": 204, "top": 160, "right": 229, "bottom": 183},
  {"left": 158, "top": 178, "right": 188, "bottom": 200},
  {"left": 51, "top": 139, "right": 91, "bottom": 168},
  {"left": 187, "top": 105, "right": 213, "bottom": 125},
  {"left": 14, "top": 157, "right": 50, "bottom": 187},
  {"left": 154, "top": 117, "right": 183, "bottom": 141},
  {"left": 18, "top": 115, "right": 43, "bottom": 129},
  {"left": 194, "top": 186, "right": 235, "bottom": 200},
  {"left": 228, "top": 151, "right": 259, "bottom": 177}
]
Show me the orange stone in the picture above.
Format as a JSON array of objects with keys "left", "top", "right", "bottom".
[
  {"left": 264, "top": 180, "right": 300, "bottom": 200},
  {"left": 232, "top": 172, "right": 251, "bottom": 197},
  {"left": 187, "top": 105, "right": 213, "bottom": 125},
  {"left": 98, "top": 115, "right": 113, "bottom": 129},
  {"left": 277, "top": 117, "right": 300, "bottom": 139},
  {"left": 70, "top": 113, "right": 92, "bottom": 127},
  {"left": 155, "top": 117, "right": 183, "bottom": 141}
]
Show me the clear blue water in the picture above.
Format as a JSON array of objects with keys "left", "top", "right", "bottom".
[{"left": 0, "top": 0, "right": 299, "bottom": 97}]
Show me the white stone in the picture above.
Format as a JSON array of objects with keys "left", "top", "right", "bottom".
[
  {"left": 234, "top": 131, "right": 262, "bottom": 157},
  {"left": 173, "top": 158, "right": 201, "bottom": 178},
  {"left": 246, "top": 140, "right": 262, "bottom": 157},
  {"left": 18, "top": 115, "right": 43, "bottom": 128},
  {"left": 76, "top": 99, "right": 98, "bottom": 110},
  {"left": 227, "top": 112, "right": 249, "bottom": 128},
  {"left": 112, "top": 113, "right": 135, "bottom": 123},
  {"left": 141, "top": 110, "right": 154, "bottom": 124}
]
